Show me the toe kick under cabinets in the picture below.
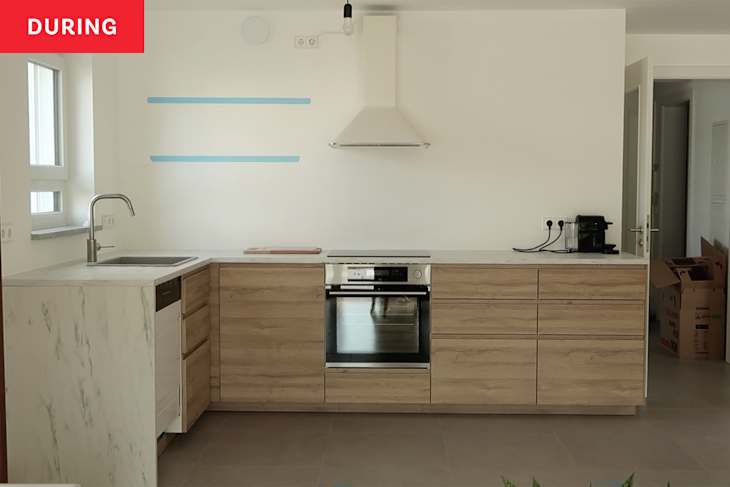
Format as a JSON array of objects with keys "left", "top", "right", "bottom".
[{"left": 212, "top": 263, "right": 647, "bottom": 414}]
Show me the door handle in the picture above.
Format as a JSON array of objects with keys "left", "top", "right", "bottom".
[
  {"left": 629, "top": 227, "right": 643, "bottom": 233},
  {"left": 649, "top": 228, "right": 660, "bottom": 233}
]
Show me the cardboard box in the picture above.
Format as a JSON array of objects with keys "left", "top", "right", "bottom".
[{"left": 651, "top": 238, "right": 727, "bottom": 360}]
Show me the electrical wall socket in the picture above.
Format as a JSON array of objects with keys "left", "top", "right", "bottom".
[
  {"left": 1, "top": 223, "right": 14, "bottom": 243},
  {"left": 294, "top": 35, "right": 319, "bottom": 49},
  {"left": 540, "top": 216, "right": 568, "bottom": 231}
]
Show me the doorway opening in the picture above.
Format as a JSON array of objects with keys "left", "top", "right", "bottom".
[{"left": 647, "top": 80, "right": 730, "bottom": 406}]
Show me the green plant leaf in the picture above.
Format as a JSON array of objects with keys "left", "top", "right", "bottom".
[
  {"left": 501, "top": 476, "right": 518, "bottom": 487},
  {"left": 532, "top": 478, "right": 542, "bottom": 487},
  {"left": 621, "top": 473, "right": 635, "bottom": 487}
]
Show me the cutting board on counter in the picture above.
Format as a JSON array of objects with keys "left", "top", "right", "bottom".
[{"left": 244, "top": 247, "right": 322, "bottom": 255}]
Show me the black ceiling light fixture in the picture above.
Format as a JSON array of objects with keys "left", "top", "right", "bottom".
[{"left": 343, "top": 1, "right": 353, "bottom": 36}]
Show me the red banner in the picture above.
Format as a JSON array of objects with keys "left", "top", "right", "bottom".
[{"left": 0, "top": 0, "right": 144, "bottom": 53}]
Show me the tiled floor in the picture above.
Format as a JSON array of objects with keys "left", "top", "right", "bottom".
[{"left": 159, "top": 341, "right": 730, "bottom": 487}]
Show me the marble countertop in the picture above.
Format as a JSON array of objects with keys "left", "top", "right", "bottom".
[{"left": 3, "top": 249, "right": 647, "bottom": 287}]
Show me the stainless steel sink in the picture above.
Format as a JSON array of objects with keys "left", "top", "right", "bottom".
[{"left": 91, "top": 256, "right": 197, "bottom": 267}]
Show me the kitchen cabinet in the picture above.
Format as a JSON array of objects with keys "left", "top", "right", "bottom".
[
  {"left": 538, "top": 266, "right": 647, "bottom": 300},
  {"left": 432, "top": 266, "right": 538, "bottom": 299},
  {"left": 432, "top": 264, "right": 647, "bottom": 409},
  {"left": 432, "top": 300, "right": 536, "bottom": 335},
  {"left": 180, "top": 266, "right": 211, "bottom": 432},
  {"left": 219, "top": 264, "right": 325, "bottom": 403},
  {"left": 538, "top": 301, "right": 644, "bottom": 336},
  {"left": 182, "top": 339, "right": 211, "bottom": 430},
  {"left": 326, "top": 368, "right": 429, "bottom": 404},
  {"left": 431, "top": 265, "right": 539, "bottom": 406},
  {"left": 537, "top": 338, "right": 645, "bottom": 406},
  {"left": 431, "top": 337, "right": 537, "bottom": 405}
]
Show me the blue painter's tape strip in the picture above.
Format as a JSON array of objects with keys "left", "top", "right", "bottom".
[
  {"left": 150, "top": 155, "right": 300, "bottom": 163},
  {"left": 147, "top": 97, "right": 311, "bottom": 105}
]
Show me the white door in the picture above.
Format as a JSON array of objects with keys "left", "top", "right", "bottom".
[
  {"left": 622, "top": 58, "right": 654, "bottom": 396},
  {"left": 622, "top": 58, "right": 655, "bottom": 257}
]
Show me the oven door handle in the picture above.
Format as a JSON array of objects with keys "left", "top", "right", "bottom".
[{"left": 327, "top": 291, "right": 428, "bottom": 297}]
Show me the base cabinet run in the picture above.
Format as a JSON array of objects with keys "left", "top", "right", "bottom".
[
  {"left": 212, "top": 262, "right": 647, "bottom": 413},
  {"left": 219, "top": 264, "right": 325, "bottom": 403}
]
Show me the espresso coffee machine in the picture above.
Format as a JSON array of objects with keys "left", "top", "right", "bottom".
[{"left": 569, "top": 215, "right": 617, "bottom": 253}]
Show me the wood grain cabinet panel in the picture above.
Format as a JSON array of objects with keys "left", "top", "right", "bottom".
[
  {"left": 432, "top": 300, "right": 537, "bottom": 335},
  {"left": 537, "top": 338, "right": 645, "bottom": 406},
  {"left": 182, "top": 340, "right": 211, "bottom": 431},
  {"left": 432, "top": 266, "right": 538, "bottom": 300},
  {"left": 538, "top": 301, "right": 645, "bottom": 337},
  {"left": 182, "top": 304, "right": 210, "bottom": 355},
  {"left": 183, "top": 267, "right": 211, "bottom": 315},
  {"left": 431, "top": 337, "right": 537, "bottom": 405},
  {"left": 325, "top": 368, "right": 429, "bottom": 404},
  {"left": 220, "top": 264, "right": 325, "bottom": 403},
  {"left": 539, "top": 266, "right": 647, "bottom": 300}
]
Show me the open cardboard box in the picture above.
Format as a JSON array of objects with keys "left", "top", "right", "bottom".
[{"left": 651, "top": 238, "right": 727, "bottom": 360}]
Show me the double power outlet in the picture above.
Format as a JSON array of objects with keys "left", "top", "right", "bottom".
[
  {"left": 294, "top": 35, "right": 319, "bottom": 49},
  {"left": 1, "top": 222, "right": 15, "bottom": 243},
  {"left": 540, "top": 216, "right": 568, "bottom": 232}
]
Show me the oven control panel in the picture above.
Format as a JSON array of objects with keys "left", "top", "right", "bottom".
[{"left": 326, "top": 264, "right": 431, "bottom": 286}]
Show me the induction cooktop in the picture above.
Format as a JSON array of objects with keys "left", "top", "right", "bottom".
[{"left": 327, "top": 250, "right": 431, "bottom": 258}]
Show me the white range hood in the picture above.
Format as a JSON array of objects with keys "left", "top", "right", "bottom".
[{"left": 330, "top": 16, "right": 429, "bottom": 149}]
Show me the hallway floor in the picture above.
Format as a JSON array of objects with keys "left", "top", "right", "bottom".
[{"left": 159, "top": 344, "right": 730, "bottom": 487}]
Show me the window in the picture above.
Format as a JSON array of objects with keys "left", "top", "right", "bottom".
[
  {"left": 30, "top": 191, "right": 62, "bottom": 215},
  {"left": 28, "top": 56, "right": 67, "bottom": 229},
  {"left": 28, "top": 62, "right": 60, "bottom": 167}
]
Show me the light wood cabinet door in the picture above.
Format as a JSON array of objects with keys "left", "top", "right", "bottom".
[
  {"left": 183, "top": 267, "right": 210, "bottom": 316},
  {"left": 220, "top": 264, "right": 324, "bottom": 403},
  {"left": 325, "top": 368, "right": 429, "bottom": 404},
  {"left": 182, "top": 340, "right": 211, "bottom": 431},
  {"left": 539, "top": 266, "right": 646, "bottom": 300},
  {"left": 432, "top": 300, "right": 537, "bottom": 335},
  {"left": 538, "top": 301, "right": 644, "bottom": 337},
  {"left": 432, "top": 266, "right": 538, "bottom": 300},
  {"left": 431, "top": 337, "right": 537, "bottom": 405},
  {"left": 537, "top": 338, "right": 645, "bottom": 406},
  {"left": 182, "top": 304, "right": 210, "bottom": 355}
]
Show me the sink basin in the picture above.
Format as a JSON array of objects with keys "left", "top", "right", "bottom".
[{"left": 92, "top": 256, "right": 197, "bottom": 267}]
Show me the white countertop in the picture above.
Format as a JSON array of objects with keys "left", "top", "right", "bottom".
[{"left": 3, "top": 249, "right": 647, "bottom": 287}]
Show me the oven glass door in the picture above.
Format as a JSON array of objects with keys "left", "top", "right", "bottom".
[{"left": 326, "top": 289, "right": 430, "bottom": 366}]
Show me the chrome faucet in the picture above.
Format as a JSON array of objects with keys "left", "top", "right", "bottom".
[{"left": 87, "top": 193, "right": 136, "bottom": 264}]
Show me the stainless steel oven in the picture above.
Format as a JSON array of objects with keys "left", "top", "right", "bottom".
[{"left": 325, "top": 263, "right": 431, "bottom": 368}]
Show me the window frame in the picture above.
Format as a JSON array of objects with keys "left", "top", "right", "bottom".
[{"left": 28, "top": 54, "right": 68, "bottom": 230}]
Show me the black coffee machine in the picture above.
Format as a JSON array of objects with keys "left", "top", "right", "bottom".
[{"left": 575, "top": 215, "right": 617, "bottom": 253}]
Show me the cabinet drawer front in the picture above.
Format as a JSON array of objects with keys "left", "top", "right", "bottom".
[
  {"left": 537, "top": 338, "right": 644, "bottom": 406},
  {"left": 183, "top": 267, "right": 210, "bottom": 315},
  {"left": 431, "top": 338, "right": 537, "bottom": 405},
  {"left": 220, "top": 264, "right": 324, "bottom": 303},
  {"left": 182, "top": 305, "right": 210, "bottom": 355},
  {"left": 325, "top": 369, "right": 429, "bottom": 404},
  {"left": 538, "top": 302, "right": 644, "bottom": 336},
  {"left": 183, "top": 340, "right": 211, "bottom": 431},
  {"left": 433, "top": 300, "right": 536, "bottom": 335},
  {"left": 433, "top": 266, "right": 538, "bottom": 299},
  {"left": 539, "top": 267, "right": 646, "bottom": 300}
]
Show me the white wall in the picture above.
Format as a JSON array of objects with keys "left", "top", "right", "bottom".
[
  {"left": 0, "top": 56, "right": 122, "bottom": 276},
  {"left": 627, "top": 34, "right": 730, "bottom": 66},
  {"left": 686, "top": 81, "right": 730, "bottom": 255},
  {"left": 115, "top": 9, "right": 626, "bottom": 252}
]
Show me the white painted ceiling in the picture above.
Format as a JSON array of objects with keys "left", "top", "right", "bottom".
[{"left": 146, "top": 0, "right": 730, "bottom": 34}]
